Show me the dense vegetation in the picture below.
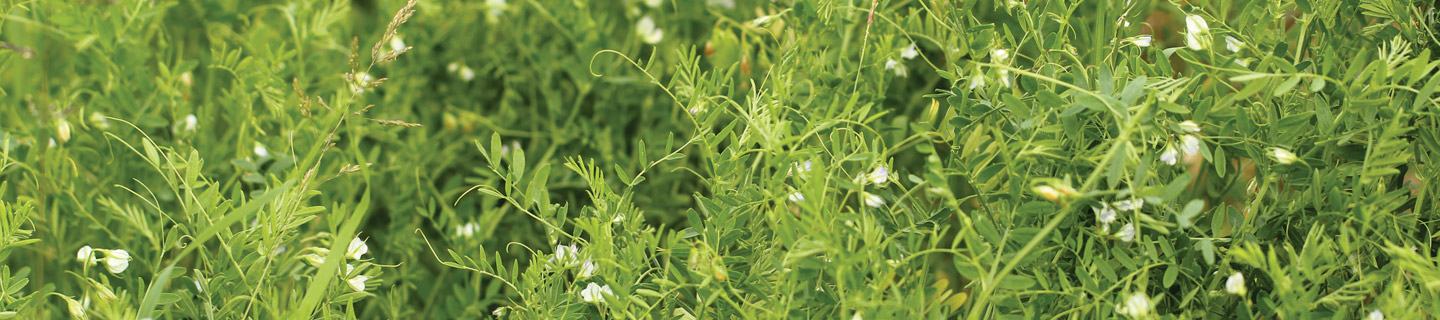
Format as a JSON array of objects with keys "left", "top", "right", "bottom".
[{"left": 1, "top": 0, "right": 1438, "bottom": 318}]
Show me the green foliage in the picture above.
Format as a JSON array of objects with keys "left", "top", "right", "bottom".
[{"left": 0, "top": 0, "right": 1438, "bottom": 318}]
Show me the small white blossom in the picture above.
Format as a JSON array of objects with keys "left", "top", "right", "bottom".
[
  {"left": 1112, "top": 198, "right": 1144, "bottom": 212},
  {"left": 644, "top": 0, "right": 662, "bottom": 8},
  {"left": 1093, "top": 204, "right": 1117, "bottom": 225},
  {"left": 863, "top": 193, "right": 885, "bottom": 208},
  {"left": 867, "top": 166, "right": 890, "bottom": 185},
  {"left": 56, "top": 119, "right": 72, "bottom": 143},
  {"left": 707, "top": 0, "right": 735, "bottom": 9},
  {"left": 968, "top": 72, "right": 986, "bottom": 90},
  {"left": 1178, "top": 120, "right": 1201, "bottom": 133},
  {"left": 1160, "top": 147, "right": 1179, "bottom": 166},
  {"left": 992, "top": 48, "right": 1010, "bottom": 62},
  {"left": 578, "top": 259, "right": 598, "bottom": 279},
  {"left": 347, "top": 237, "right": 369, "bottom": 260},
  {"left": 884, "top": 59, "right": 908, "bottom": 77},
  {"left": 1368, "top": 309, "right": 1385, "bottom": 320},
  {"left": 253, "top": 142, "right": 270, "bottom": 158},
  {"left": 1224, "top": 272, "right": 1246, "bottom": 295},
  {"left": 62, "top": 296, "right": 87, "bottom": 320},
  {"left": 455, "top": 222, "right": 479, "bottom": 238},
  {"left": 1116, "top": 292, "right": 1152, "bottom": 317},
  {"left": 1132, "top": 35, "right": 1153, "bottom": 47},
  {"left": 485, "top": 0, "right": 507, "bottom": 20},
  {"left": 1271, "top": 147, "right": 1298, "bottom": 165},
  {"left": 788, "top": 192, "right": 806, "bottom": 203},
  {"left": 347, "top": 274, "right": 369, "bottom": 292},
  {"left": 1180, "top": 135, "right": 1202, "bottom": 156},
  {"left": 636, "top": 16, "right": 664, "bottom": 45},
  {"left": 77, "top": 245, "right": 96, "bottom": 266},
  {"left": 103, "top": 249, "right": 130, "bottom": 274},
  {"left": 179, "top": 71, "right": 194, "bottom": 87},
  {"left": 350, "top": 72, "right": 374, "bottom": 94},
  {"left": 1114, "top": 223, "right": 1136, "bottom": 242},
  {"left": 459, "top": 65, "right": 476, "bottom": 82},
  {"left": 900, "top": 43, "right": 919, "bottom": 60},
  {"left": 550, "top": 244, "right": 580, "bottom": 266},
  {"left": 580, "top": 282, "right": 613, "bottom": 304},
  {"left": 389, "top": 36, "right": 408, "bottom": 55},
  {"left": 1185, "top": 14, "right": 1211, "bottom": 50},
  {"left": 89, "top": 112, "right": 111, "bottom": 130},
  {"left": 184, "top": 114, "right": 198, "bottom": 132},
  {"left": 1225, "top": 36, "right": 1243, "bottom": 53},
  {"left": 794, "top": 160, "right": 813, "bottom": 174}
]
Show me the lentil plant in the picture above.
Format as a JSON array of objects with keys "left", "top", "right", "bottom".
[{"left": 2, "top": 0, "right": 1439, "bottom": 318}]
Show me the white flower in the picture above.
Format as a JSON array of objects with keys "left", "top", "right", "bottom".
[
  {"left": 1185, "top": 14, "right": 1211, "bottom": 50},
  {"left": 350, "top": 72, "right": 374, "bottom": 94},
  {"left": 1116, "top": 292, "right": 1152, "bottom": 317},
  {"left": 1093, "top": 204, "right": 1117, "bottom": 225},
  {"left": 1112, "top": 199, "right": 1144, "bottom": 212},
  {"left": 867, "top": 166, "right": 889, "bottom": 185},
  {"left": 1180, "top": 135, "right": 1202, "bottom": 156},
  {"left": 1132, "top": 35, "right": 1153, "bottom": 47},
  {"left": 900, "top": 43, "right": 919, "bottom": 60},
  {"left": 184, "top": 114, "right": 198, "bottom": 132},
  {"left": 347, "top": 274, "right": 369, "bottom": 292},
  {"left": 347, "top": 237, "right": 369, "bottom": 260},
  {"left": 1114, "top": 223, "right": 1136, "bottom": 242},
  {"left": 1224, "top": 272, "right": 1246, "bottom": 295},
  {"left": 484, "top": 0, "right": 507, "bottom": 20},
  {"left": 998, "top": 69, "right": 1011, "bottom": 88},
  {"left": 578, "top": 259, "right": 598, "bottom": 279},
  {"left": 103, "top": 249, "right": 130, "bottom": 274},
  {"left": 794, "top": 160, "right": 813, "bottom": 174},
  {"left": 447, "top": 62, "right": 460, "bottom": 73},
  {"left": 636, "top": 16, "right": 664, "bottom": 45},
  {"left": 458, "top": 65, "right": 476, "bottom": 82},
  {"left": 862, "top": 193, "right": 886, "bottom": 208},
  {"left": 644, "top": 0, "right": 662, "bottom": 8},
  {"left": 1160, "top": 147, "right": 1179, "bottom": 166},
  {"left": 254, "top": 142, "right": 270, "bottom": 158},
  {"left": 455, "top": 222, "right": 479, "bottom": 238},
  {"left": 968, "top": 72, "right": 986, "bottom": 90},
  {"left": 788, "top": 192, "right": 806, "bottom": 203},
  {"left": 884, "top": 59, "right": 908, "bottom": 77},
  {"left": 1368, "top": 309, "right": 1385, "bottom": 320},
  {"left": 707, "top": 0, "right": 735, "bottom": 9},
  {"left": 550, "top": 244, "right": 580, "bottom": 266},
  {"left": 1271, "top": 147, "right": 1298, "bottom": 165},
  {"left": 389, "top": 36, "right": 408, "bottom": 54},
  {"left": 1178, "top": 120, "right": 1201, "bottom": 133},
  {"left": 579, "top": 282, "right": 613, "bottom": 304},
  {"left": 1225, "top": 36, "right": 1243, "bottom": 53},
  {"left": 89, "top": 112, "right": 111, "bottom": 130},
  {"left": 62, "top": 295, "right": 87, "bottom": 319},
  {"left": 992, "top": 48, "right": 1010, "bottom": 62},
  {"left": 56, "top": 119, "right": 71, "bottom": 143},
  {"left": 77, "top": 245, "right": 96, "bottom": 266}
]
